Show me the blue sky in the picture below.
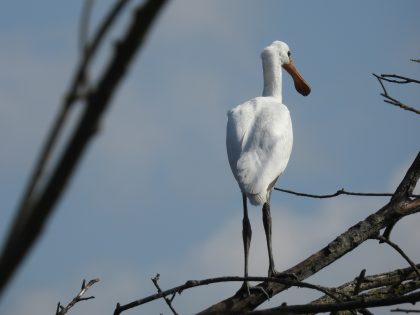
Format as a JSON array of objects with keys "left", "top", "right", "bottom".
[{"left": 1, "top": 1, "right": 419, "bottom": 314}]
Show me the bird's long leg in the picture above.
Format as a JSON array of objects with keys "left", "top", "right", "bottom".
[
  {"left": 241, "top": 192, "right": 252, "bottom": 294},
  {"left": 262, "top": 200, "right": 277, "bottom": 277}
]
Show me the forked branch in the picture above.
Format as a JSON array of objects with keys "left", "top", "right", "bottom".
[
  {"left": 196, "top": 153, "right": 420, "bottom": 314},
  {"left": 373, "top": 72, "right": 420, "bottom": 115},
  {"left": 56, "top": 278, "right": 99, "bottom": 315}
]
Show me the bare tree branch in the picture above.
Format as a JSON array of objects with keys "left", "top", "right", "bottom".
[
  {"left": 274, "top": 187, "right": 411, "bottom": 198},
  {"left": 373, "top": 73, "right": 420, "bottom": 115},
  {"left": 10, "top": 0, "right": 133, "bottom": 246},
  {"left": 114, "top": 276, "right": 354, "bottom": 315},
  {"left": 79, "top": 0, "right": 95, "bottom": 58},
  {"left": 0, "top": 0, "right": 167, "bottom": 298},
  {"left": 353, "top": 269, "right": 366, "bottom": 295},
  {"left": 312, "top": 264, "right": 420, "bottom": 305},
  {"left": 248, "top": 291, "right": 420, "bottom": 315},
  {"left": 392, "top": 308, "right": 420, "bottom": 313},
  {"left": 392, "top": 152, "right": 420, "bottom": 201},
  {"left": 116, "top": 267, "right": 420, "bottom": 315},
  {"left": 377, "top": 74, "right": 420, "bottom": 85},
  {"left": 195, "top": 153, "right": 420, "bottom": 314},
  {"left": 151, "top": 274, "right": 179, "bottom": 315},
  {"left": 56, "top": 278, "right": 99, "bottom": 315},
  {"left": 374, "top": 236, "right": 420, "bottom": 278}
]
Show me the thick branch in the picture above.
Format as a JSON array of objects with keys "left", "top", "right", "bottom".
[
  {"left": 196, "top": 154, "right": 420, "bottom": 314},
  {"left": 248, "top": 291, "right": 420, "bottom": 315},
  {"left": 392, "top": 152, "right": 420, "bottom": 201},
  {"left": 312, "top": 264, "right": 420, "bottom": 305}
]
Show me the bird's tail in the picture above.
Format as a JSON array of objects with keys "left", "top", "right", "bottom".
[{"left": 247, "top": 192, "right": 267, "bottom": 206}]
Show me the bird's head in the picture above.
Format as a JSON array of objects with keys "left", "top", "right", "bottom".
[{"left": 262, "top": 41, "right": 311, "bottom": 96}]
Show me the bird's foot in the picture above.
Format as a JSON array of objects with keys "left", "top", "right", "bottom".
[
  {"left": 268, "top": 269, "right": 298, "bottom": 282},
  {"left": 237, "top": 281, "right": 270, "bottom": 299}
]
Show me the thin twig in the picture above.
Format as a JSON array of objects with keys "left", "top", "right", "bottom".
[
  {"left": 353, "top": 269, "right": 366, "bottom": 295},
  {"left": 391, "top": 308, "right": 420, "bottom": 313},
  {"left": 383, "top": 97, "right": 420, "bottom": 115},
  {"left": 113, "top": 276, "right": 345, "bottom": 315},
  {"left": 374, "top": 236, "right": 420, "bottom": 278},
  {"left": 151, "top": 274, "right": 178, "bottom": 315},
  {"left": 373, "top": 73, "right": 420, "bottom": 115},
  {"left": 378, "top": 74, "right": 420, "bottom": 85},
  {"left": 274, "top": 187, "right": 410, "bottom": 198},
  {"left": 56, "top": 278, "right": 99, "bottom": 315}
]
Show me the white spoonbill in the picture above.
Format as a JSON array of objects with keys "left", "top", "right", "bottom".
[{"left": 226, "top": 41, "right": 310, "bottom": 292}]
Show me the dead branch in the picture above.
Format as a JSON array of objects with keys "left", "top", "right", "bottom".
[
  {"left": 248, "top": 290, "right": 420, "bottom": 315},
  {"left": 377, "top": 74, "right": 420, "bottom": 85},
  {"left": 113, "top": 276, "right": 349, "bottom": 315},
  {"left": 151, "top": 274, "right": 179, "bottom": 315},
  {"left": 195, "top": 153, "right": 420, "bottom": 314},
  {"left": 374, "top": 236, "right": 420, "bottom": 278},
  {"left": 0, "top": 0, "right": 167, "bottom": 298},
  {"left": 312, "top": 264, "right": 420, "bottom": 305},
  {"left": 273, "top": 187, "right": 420, "bottom": 199},
  {"left": 392, "top": 308, "right": 420, "bottom": 313},
  {"left": 56, "top": 278, "right": 99, "bottom": 315},
  {"left": 373, "top": 73, "right": 420, "bottom": 115}
]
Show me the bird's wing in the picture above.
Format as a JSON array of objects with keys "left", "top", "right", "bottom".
[
  {"left": 228, "top": 99, "right": 293, "bottom": 196},
  {"left": 226, "top": 106, "right": 248, "bottom": 182}
]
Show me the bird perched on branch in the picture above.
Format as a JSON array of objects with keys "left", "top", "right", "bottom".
[{"left": 226, "top": 40, "right": 311, "bottom": 293}]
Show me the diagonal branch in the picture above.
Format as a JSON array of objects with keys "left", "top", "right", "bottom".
[
  {"left": 196, "top": 154, "right": 420, "bottom": 314},
  {"left": 151, "top": 274, "right": 179, "bottom": 315},
  {"left": 374, "top": 236, "right": 420, "bottom": 278},
  {"left": 0, "top": 0, "right": 167, "bottom": 298},
  {"left": 312, "top": 264, "right": 420, "bottom": 305},
  {"left": 378, "top": 74, "right": 420, "bottom": 85},
  {"left": 392, "top": 152, "right": 420, "bottom": 201},
  {"left": 10, "top": 0, "right": 133, "bottom": 245},
  {"left": 56, "top": 278, "right": 99, "bottom": 315}
]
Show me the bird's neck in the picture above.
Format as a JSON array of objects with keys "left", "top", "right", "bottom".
[{"left": 262, "top": 51, "right": 282, "bottom": 101}]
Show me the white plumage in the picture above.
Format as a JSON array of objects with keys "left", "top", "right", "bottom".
[
  {"left": 227, "top": 96, "right": 293, "bottom": 205},
  {"left": 226, "top": 40, "right": 310, "bottom": 293}
]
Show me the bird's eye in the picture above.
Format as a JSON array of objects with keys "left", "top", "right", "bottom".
[{"left": 287, "top": 51, "right": 291, "bottom": 57}]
